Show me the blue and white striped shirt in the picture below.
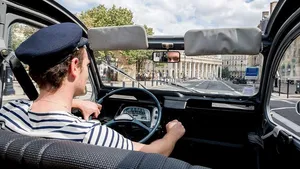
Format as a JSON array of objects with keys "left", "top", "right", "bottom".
[{"left": 0, "top": 99, "right": 133, "bottom": 150}]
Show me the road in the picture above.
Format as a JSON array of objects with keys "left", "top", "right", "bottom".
[{"left": 179, "top": 79, "right": 255, "bottom": 95}]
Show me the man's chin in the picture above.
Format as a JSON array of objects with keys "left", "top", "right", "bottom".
[{"left": 74, "top": 89, "right": 86, "bottom": 97}]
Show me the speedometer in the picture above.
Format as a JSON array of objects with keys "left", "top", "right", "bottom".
[{"left": 121, "top": 106, "right": 151, "bottom": 122}]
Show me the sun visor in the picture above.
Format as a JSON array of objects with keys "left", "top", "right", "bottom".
[
  {"left": 88, "top": 25, "right": 148, "bottom": 50},
  {"left": 184, "top": 28, "right": 262, "bottom": 56}
]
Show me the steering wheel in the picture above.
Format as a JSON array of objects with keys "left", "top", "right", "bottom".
[{"left": 97, "top": 87, "right": 162, "bottom": 143}]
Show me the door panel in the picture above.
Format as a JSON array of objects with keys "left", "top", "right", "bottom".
[{"left": 261, "top": 1, "right": 300, "bottom": 168}]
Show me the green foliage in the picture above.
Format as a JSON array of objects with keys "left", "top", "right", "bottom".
[
  {"left": 78, "top": 5, "right": 134, "bottom": 28},
  {"left": 121, "top": 49, "right": 153, "bottom": 72},
  {"left": 77, "top": 4, "right": 154, "bottom": 69},
  {"left": 10, "top": 23, "right": 38, "bottom": 50},
  {"left": 222, "top": 67, "right": 231, "bottom": 78},
  {"left": 156, "top": 63, "right": 167, "bottom": 67}
]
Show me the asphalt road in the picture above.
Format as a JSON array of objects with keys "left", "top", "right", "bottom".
[{"left": 179, "top": 79, "right": 257, "bottom": 95}]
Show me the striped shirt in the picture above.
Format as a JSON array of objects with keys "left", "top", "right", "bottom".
[{"left": 0, "top": 99, "right": 133, "bottom": 150}]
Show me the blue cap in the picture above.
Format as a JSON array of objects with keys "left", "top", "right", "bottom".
[{"left": 15, "top": 22, "right": 88, "bottom": 70}]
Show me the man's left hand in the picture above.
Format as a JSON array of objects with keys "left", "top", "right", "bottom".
[{"left": 72, "top": 99, "right": 102, "bottom": 120}]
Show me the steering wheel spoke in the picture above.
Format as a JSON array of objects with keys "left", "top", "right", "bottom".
[
  {"left": 132, "top": 119, "right": 151, "bottom": 133},
  {"left": 104, "top": 119, "right": 115, "bottom": 127}
]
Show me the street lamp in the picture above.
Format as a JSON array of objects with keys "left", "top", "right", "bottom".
[
  {"left": 235, "top": 63, "right": 237, "bottom": 78},
  {"left": 183, "top": 55, "right": 186, "bottom": 80},
  {"left": 240, "top": 60, "right": 243, "bottom": 78},
  {"left": 191, "top": 58, "right": 193, "bottom": 78},
  {"left": 152, "top": 62, "right": 155, "bottom": 86}
]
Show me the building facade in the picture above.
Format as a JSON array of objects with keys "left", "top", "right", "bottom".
[
  {"left": 222, "top": 55, "right": 252, "bottom": 78},
  {"left": 144, "top": 51, "right": 222, "bottom": 79},
  {"left": 258, "top": 1, "right": 300, "bottom": 82},
  {"left": 279, "top": 37, "right": 300, "bottom": 81}
]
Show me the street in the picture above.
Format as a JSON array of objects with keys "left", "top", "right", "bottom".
[{"left": 178, "top": 79, "right": 256, "bottom": 95}]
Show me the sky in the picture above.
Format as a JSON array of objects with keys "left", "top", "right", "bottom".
[{"left": 56, "top": 0, "right": 275, "bottom": 35}]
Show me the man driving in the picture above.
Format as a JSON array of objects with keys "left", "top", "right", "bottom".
[{"left": 0, "top": 23, "right": 185, "bottom": 157}]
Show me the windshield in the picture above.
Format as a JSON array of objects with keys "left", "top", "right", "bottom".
[
  {"left": 95, "top": 50, "right": 263, "bottom": 96},
  {"left": 58, "top": 0, "right": 268, "bottom": 96}
]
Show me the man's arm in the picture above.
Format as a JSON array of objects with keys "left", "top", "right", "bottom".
[
  {"left": 133, "top": 120, "right": 185, "bottom": 157},
  {"left": 133, "top": 133, "right": 176, "bottom": 157}
]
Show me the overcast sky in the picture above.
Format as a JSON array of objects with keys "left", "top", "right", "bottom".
[{"left": 56, "top": 0, "right": 274, "bottom": 35}]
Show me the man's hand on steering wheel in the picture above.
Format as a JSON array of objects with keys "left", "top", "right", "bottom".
[{"left": 72, "top": 99, "right": 102, "bottom": 120}]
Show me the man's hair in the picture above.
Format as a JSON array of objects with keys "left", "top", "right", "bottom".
[{"left": 29, "top": 48, "right": 84, "bottom": 91}]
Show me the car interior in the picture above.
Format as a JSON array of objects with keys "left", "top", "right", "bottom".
[{"left": 1, "top": 0, "right": 300, "bottom": 169}]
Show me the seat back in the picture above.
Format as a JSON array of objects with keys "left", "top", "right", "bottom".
[{"left": 0, "top": 130, "right": 209, "bottom": 169}]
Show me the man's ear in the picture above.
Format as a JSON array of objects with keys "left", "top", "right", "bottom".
[{"left": 69, "top": 57, "right": 80, "bottom": 77}]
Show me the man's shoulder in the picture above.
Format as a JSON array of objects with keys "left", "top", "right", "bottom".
[
  {"left": 4, "top": 99, "right": 31, "bottom": 105},
  {"left": 1, "top": 99, "right": 32, "bottom": 111}
]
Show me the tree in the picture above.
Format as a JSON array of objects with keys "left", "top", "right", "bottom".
[
  {"left": 77, "top": 4, "right": 155, "bottom": 80},
  {"left": 121, "top": 25, "right": 154, "bottom": 73},
  {"left": 121, "top": 48, "right": 153, "bottom": 74},
  {"left": 222, "top": 67, "right": 231, "bottom": 79},
  {"left": 10, "top": 23, "right": 38, "bottom": 50},
  {"left": 78, "top": 5, "right": 154, "bottom": 61},
  {"left": 78, "top": 4, "right": 135, "bottom": 62}
]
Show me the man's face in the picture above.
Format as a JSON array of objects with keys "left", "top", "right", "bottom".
[
  {"left": 74, "top": 48, "right": 90, "bottom": 96},
  {"left": 167, "top": 52, "right": 180, "bottom": 62}
]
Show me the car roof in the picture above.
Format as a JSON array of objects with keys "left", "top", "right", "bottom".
[{"left": 7, "top": 0, "right": 87, "bottom": 32}]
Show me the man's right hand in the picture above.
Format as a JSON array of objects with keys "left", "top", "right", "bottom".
[
  {"left": 165, "top": 119, "right": 185, "bottom": 141},
  {"left": 132, "top": 119, "right": 185, "bottom": 156}
]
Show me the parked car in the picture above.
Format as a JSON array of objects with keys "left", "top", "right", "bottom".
[{"left": 232, "top": 78, "right": 247, "bottom": 84}]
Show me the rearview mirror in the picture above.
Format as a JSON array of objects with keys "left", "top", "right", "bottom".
[
  {"left": 296, "top": 101, "right": 300, "bottom": 114},
  {"left": 152, "top": 51, "right": 180, "bottom": 63}
]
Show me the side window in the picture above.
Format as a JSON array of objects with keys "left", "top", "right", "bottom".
[
  {"left": 2, "top": 23, "right": 39, "bottom": 105},
  {"left": 271, "top": 35, "right": 300, "bottom": 136}
]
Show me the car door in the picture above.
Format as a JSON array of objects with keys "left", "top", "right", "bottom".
[
  {"left": 0, "top": 0, "right": 102, "bottom": 107},
  {"left": 259, "top": 1, "right": 300, "bottom": 168}
]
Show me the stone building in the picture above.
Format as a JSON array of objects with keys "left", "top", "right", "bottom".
[{"left": 144, "top": 51, "right": 222, "bottom": 80}]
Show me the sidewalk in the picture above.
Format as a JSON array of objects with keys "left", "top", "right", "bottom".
[
  {"left": 272, "top": 92, "right": 300, "bottom": 99},
  {"left": 273, "top": 82, "right": 298, "bottom": 94},
  {"left": 102, "top": 80, "right": 166, "bottom": 88}
]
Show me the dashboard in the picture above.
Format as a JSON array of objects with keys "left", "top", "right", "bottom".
[
  {"left": 119, "top": 106, "right": 158, "bottom": 128},
  {"left": 121, "top": 106, "right": 151, "bottom": 121}
]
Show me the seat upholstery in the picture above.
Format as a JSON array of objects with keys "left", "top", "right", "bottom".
[{"left": 0, "top": 130, "right": 210, "bottom": 169}]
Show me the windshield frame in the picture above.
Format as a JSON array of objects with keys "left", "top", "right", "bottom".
[{"left": 97, "top": 36, "right": 263, "bottom": 98}]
